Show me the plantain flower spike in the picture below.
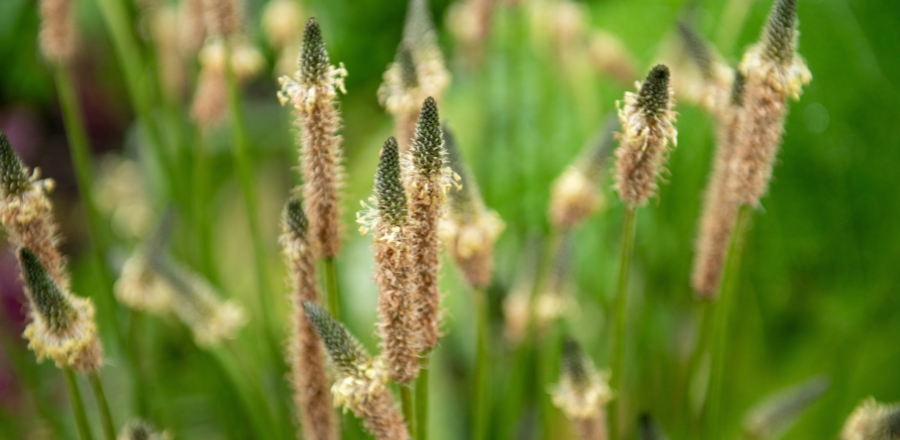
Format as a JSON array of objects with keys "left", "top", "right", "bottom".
[
  {"left": 691, "top": 70, "right": 747, "bottom": 298},
  {"left": 200, "top": 0, "right": 242, "bottom": 38},
  {"left": 280, "top": 198, "right": 338, "bottom": 440},
  {"left": 840, "top": 398, "right": 900, "bottom": 440},
  {"left": 278, "top": 18, "right": 348, "bottom": 259},
  {"left": 117, "top": 419, "right": 172, "bottom": 440},
  {"left": 728, "top": 0, "right": 811, "bottom": 207},
  {"left": 676, "top": 21, "right": 734, "bottom": 114},
  {"left": 550, "top": 116, "right": 618, "bottom": 230},
  {"left": 0, "top": 131, "right": 67, "bottom": 288},
  {"left": 405, "top": 97, "right": 451, "bottom": 351},
  {"left": 20, "top": 248, "right": 103, "bottom": 372},
  {"left": 357, "top": 137, "right": 421, "bottom": 383},
  {"left": 115, "top": 212, "right": 178, "bottom": 313},
  {"left": 192, "top": 37, "right": 264, "bottom": 128},
  {"left": 614, "top": 65, "right": 678, "bottom": 207},
  {"left": 302, "top": 302, "right": 410, "bottom": 440},
  {"left": 439, "top": 125, "right": 505, "bottom": 288},
  {"left": 378, "top": 0, "right": 451, "bottom": 153},
  {"left": 743, "top": 375, "right": 829, "bottom": 439},
  {"left": 38, "top": 0, "right": 77, "bottom": 64},
  {"left": 551, "top": 336, "right": 613, "bottom": 440}
]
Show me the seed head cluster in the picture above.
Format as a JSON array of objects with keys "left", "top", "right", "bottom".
[
  {"left": 38, "top": 0, "right": 77, "bottom": 64},
  {"left": 841, "top": 398, "right": 900, "bottom": 440},
  {"left": 552, "top": 337, "right": 613, "bottom": 440}
]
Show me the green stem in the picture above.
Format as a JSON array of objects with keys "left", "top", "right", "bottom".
[
  {"left": 609, "top": 205, "right": 638, "bottom": 440},
  {"left": 191, "top": 129, "right": 216, "bottom": 281},
  {"left": 63, "top": 368, "right": 94, "bottom": 440},
  {"left": 323, "top": 258, "right": 341, "bottom": 320},
  {"left": 401, "top": 383, "right": 416, "bottom": 437},
  {"left": 705, "top": 205, "right": 751, "bottom": 440},
  {"left": 127, "top": 310, "right": 150, "bottom": 417},
  {"left": 416, "top": 350, "right": 432, "bottom": 440},
  {"left": 53, "top": 66, "right": 121, "bottom": 349},
  {"left": 211, "top": 345, "right": 280, "bottom": 440},
  {"left": 87, "top": 372, "right": 116, "bottom": 440},
  {"left": 473, "top": 287, "right": 489, "bottom": 440}
]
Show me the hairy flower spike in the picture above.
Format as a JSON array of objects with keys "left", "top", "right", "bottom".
[
  {"left": 841, "top": 398, "right": 900, "bottom": 440},
  {"left": 677, "top": 21, "right": 714, "bottom": 80},
  {"left": 761, "top": 0, "right": 798, "bottom": 66},
  {"left": 281, "top": 198, "right": 338, "bottom": 440},
  {"left": 21, "top": 248, "right": 75, "bottom": 332},
  {"left": 302, "top": 302, "right": 410, "bottom": 440},
  {"left": 412, "top": 97, "right": 444, "bottom": 176},
  {"left": 614, "top": 65, "right": 678, "bottom": 207},
  {"left": 0, "top": 132, "right": 32, "bottom": 197},
  {"left": 552, "top": 336, "right": 613, "bottom": 440},
  {"left": 376, "top": 137, "right": 408, "bottom": 227},
  {"left": 301, "top": 18, "right": 330, "bottom": 84},
  {"left": 743, "top": 376, "right": 829, "bottom": 439},
  {"left": 38, "top": 0, "right": 77, "bottom": 64}
]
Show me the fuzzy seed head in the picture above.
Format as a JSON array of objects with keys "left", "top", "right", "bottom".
[
  {"left": 762, "top": 0, "right": 798, "bottom": 66},
  {"left": 20, "top": 248, "right": 74, "bottom": 332},
  {"left": 301, "top": 18, "right": 330, "bottom": 85},
  {"left": 412, "top": 97, "right": 444, "bottom": 176},
  {"left": 550, "top": 118, "right": 617, "bottom": 229},
  {"left": 551, "top": 336, "right": 613, "bottom": 420},
  {"left": 841, "top": 398, "right": 900, "bottom": 440},
  {"left": 39, "top": 0, "right": 77, "bottom": 64},
  {"left": 677, "top": 22, "right": 714, "bottom": 80},
  {"left": 0, "top": 132, "right": 32, "bottom": 197},
  {"left": 303, "top": 301, "right": 370, "bottom": 375},
  {"left": 638, "top": 65, "right": 671, "bottom": 117},
  {"left": 284, "top": 197, "right": 310, "bottom": 238},
  {"left": 561, "top": 336, "right": 588, "bottom": 385},
  {"left": 376, "top": 137, "right": 408, "bottom": 227}
]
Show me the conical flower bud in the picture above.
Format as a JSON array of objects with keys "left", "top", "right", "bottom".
[
  {"left": 20, "top": 247, "right": 103, "bottom": 371},
  {"left": 743, "top": 375, "right": 829, "bottom": 439},
  {"left": 552, "top": 336, "right": 613, "bottom": 440},
  {"left": 411, "top": 97, "right": 444, "bottom": 176},
  {"left": 300, "top": 18, "right": 330, "bottom": 85},
  {"left": 841, "top": 397, "right": 900, "bottom": 440},
  {"left": 376, "top": 137, "right": 408, "bottom": 227},
  {"left": 302, "top": 301, "right": 410, "bottom": 440},
  {"left": 285, "top": 196, "right": 310, "bottom": 238},
  {"left": 614, "top": 65, "right": 678, "bottom": 207},
  {"left": 761, "top": 0, "right": 798, "bottom": 66},
  {"left": 440, "top": 125, "right": 504, "bottom": 288},
  {"left": 0, "top": 131, "right": 33, "bottom": 197}
]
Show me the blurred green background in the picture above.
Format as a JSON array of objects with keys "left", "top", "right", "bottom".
[{"left": 1, "top": 0, "right": 899, "bottom": 439}]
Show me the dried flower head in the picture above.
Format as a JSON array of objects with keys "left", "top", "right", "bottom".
[
  {"left": 378, "top": 0, "right": 450, "bottom": 153},
  {"left": 552, "top": 336, "right": 613, "bottom": 440},
  {"left": 439, "top": 125, "right": 504, "bottom": 288},
  {"left": 841, "top": 398, "right": 900, "bottom": 440},
  {"left": 743, "top": 376, "right": 829, "bottom": 439},
  {"left": 303, "top": 302, "right": 410, "bottom": 440},
  {"left": 38, "top": 0, "right": 77, "bottom": 64},
  {"left": 20, "top": 248, "right": 103, "bottom": 372},
  {"left": 614, "top": 65, "right": 678, "bottom": 207},
  {"left": 0, "top": 131, "right": 67, "bottom": 288},
  {"left": 728, "top": 0, "right": 811, "bottom": 206},
  {"left": 550, "top": 116, "right": 618, "bottom": 230},
  {"left": 691, "top": 70, "right": 746, "bottom": 298},
  {"left": 405, "top": 97, "right": 451, "bottom": 351},
  {"left": 281, "top": 198, "right": 338, "bottom": 440},
  {"left": 278, "top": 18, "right": 348, "bottom": 259},
  {"left": 117, "top": 419, "right": 172, "bottom": 440}
]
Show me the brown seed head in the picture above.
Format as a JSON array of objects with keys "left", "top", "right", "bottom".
[{"left": 38, "top": 0, "right": 77, "bottom": 64}]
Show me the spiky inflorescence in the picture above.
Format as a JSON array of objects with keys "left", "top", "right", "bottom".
[
  {"left": 691, "top": 70, "right": 746, "bottom": 298},
  {"left": 117, "top": 419, "right": 172, "bottom": 440},
  {"left": 439, "top": 125, "right": 504, "bottom": 288},
  {"left": 841, "top": 398, "right": 900, "bottom": 440},
  {"left": 19, "top": 248, "right": 103, "bottom": 372},
  {"left": 614, "top": 65, "right": 678, "bottom": 207},
  {"left": 0, "top": 131, "right": 67, "bottom": 289},
  {"left": 552, "top": 337, "right": 613, "bottom": 440},
  {"left": 38, "top": 0, "right": 77, "bottom": 64},
  {"left": 358, "top": 137, "right": 421, "bottom": 383},
  {"left": 549, "top": 116, "right": 617, "bottom": 230},
  {"left": 405, "top": 97, "right": 449, "bottom": 351},
  {"left": 278, "top": 18, "right": 347, "bottom": 259},
  {"left": 743, "top": 376, "right": 829, "bottom": 439},
  {"left": 279, "top": 198, "right": 338, "bottom": 440},
  {"left": 378, "top": 0, "right": 450, "bottom": 153},
  {"left": 728, "top": 0, "right": 811, "bottom": 207},
  {"left": 676, "top": 21, "right": 734, "bottom": 114},
  {"left": 302, "top": 302, "right": 410, "bottom": 440}
]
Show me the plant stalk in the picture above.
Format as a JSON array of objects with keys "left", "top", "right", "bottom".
[
  {"left": 63, "top": 368, "right": 94, "bottom": 440},
  {"left": 416, "top": 350, "right": 432, "bottom": 440},
  {"left": 705, "top": 204, "right": 751, "bottom": 440},
  {"left": 401, "top": 383, "right": 416, "bottom": 437},
  {"left": 323, "top": 258, "right": 342, "bottom": 320},
  {"left": 609, "top": 205, "right": 638, "bottom": 440},
  {"left": 473, "top": 287, "right": 490, "bottom": 440},
  {"left": 87, "top": 372, "right": 116, "bottom": 440}
]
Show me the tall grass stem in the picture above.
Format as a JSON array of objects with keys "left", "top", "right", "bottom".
[
  {"left": 416, "top": 350, "right": 432, "bottom": 440},
  {"left": 323, "top": 258, "right": 341, "bottom": 320},
  {"left": 87, "top": 372, "right": 116, "bottom": 440},
  {"left": 63, "top": 368, "right": 94, "bottom": 440},
  {"left": 474, "top": 287, "right": 489, "bottom": 440},
  {"left": 401, "top": 383, "right": 416, "bottom": 436},
  {"left": 610, "top": 205, "right": 638, "bottom": 440},
  {"left": 705, "top": 204, "right": 751, "bottom": 440}
]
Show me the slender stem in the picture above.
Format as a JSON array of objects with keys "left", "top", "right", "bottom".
[
  {"left": 211, "top": 345, "right": 280, "bottom": 440},
  {"left": 609, "top": 205, "right": 638, "bottom": 440},
  {"left": 192, "top": 129, "right": 216, "bottom": 281},
  {"left": 401, "top": 383, "right": 416, "bottom": 437},
  {"left": 63, "top": 368, "right": 94, "bottom": 440},
  {"left": 127, "top": 310, "right": 150, "bottom": 417},
  {"left": 473, "top": 287, "right": 489, "bottom": 440},
  {"left": 416, "top": 350, "right": 432, "bottom": 440},
  {"left": 705, "top": 205, "right": 751, "bottom": 440},
  {"left": 87, "top": 372, "right": 116, "bottom": 440},
  {"left": 53, "top": 66, "right": 121, "bottom": 348},
  {"left": 323, "top": 258, "right": 341, "bottom": 320}
]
